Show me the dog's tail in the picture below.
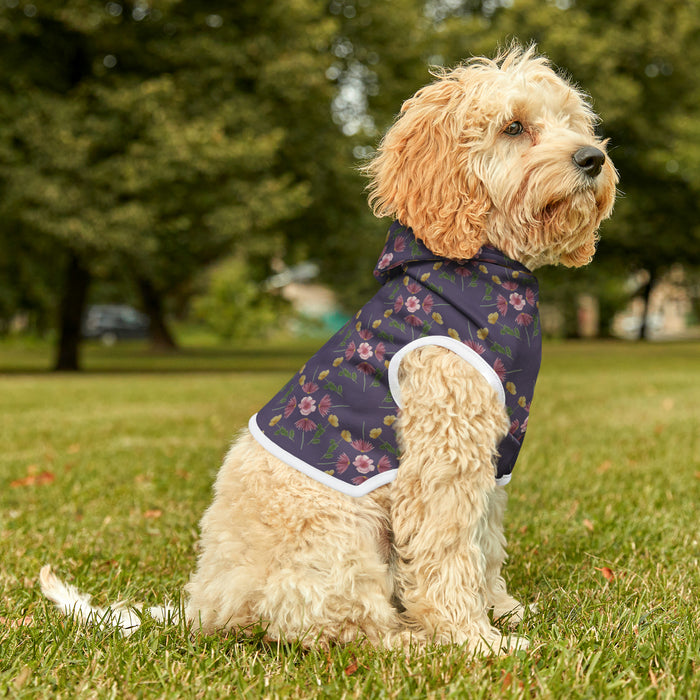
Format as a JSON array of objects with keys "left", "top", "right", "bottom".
[{"left": 39, "top": 564, "right": 179, "bottom": 636}]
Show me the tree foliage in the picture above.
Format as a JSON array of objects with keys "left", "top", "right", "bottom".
[{"left": 2, "top": 0, "right": 700, "bottom": 359}]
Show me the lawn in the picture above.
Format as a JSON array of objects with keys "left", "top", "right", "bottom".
[{"left": 1, "top": 339, "right": 699, "bottom": 698}]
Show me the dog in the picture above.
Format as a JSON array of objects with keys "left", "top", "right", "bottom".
[{"left": 40, "top": 44, "right": 617, "bottom": 654}]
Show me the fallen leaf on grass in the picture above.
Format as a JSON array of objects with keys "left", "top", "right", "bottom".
[
  {"left": 10, "top": 470, "right": 55, "bottom": 488},
  {"left": 344, "top": 657, "right": 359, "bottom": 676},
  {"left": 143, "top": 509, "right": 162, "bottom": 519},
  {"left": 0, "top": 615, "right": 33, "bottom": 628},
  {"left": 596, "top": 566, "right": 615, "bottom": 582},
  {"left": 596, "top": 460, "right": 612, "bottom": 473},
  {"left": 583, "top": 518, "right": 594, "bottom": 532}
]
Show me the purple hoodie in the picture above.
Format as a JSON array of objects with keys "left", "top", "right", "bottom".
[{"left": 250, "top": 222, "right": 542, "bottom": 497}]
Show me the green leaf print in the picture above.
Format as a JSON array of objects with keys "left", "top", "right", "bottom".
[
  {"left": 310, "top": 424, "right": 326, "bottom": 445},
  {"left": 500, "top": 325, "right": 521, "bottom": 339},
  {"left": 323, "top": 380, "right": 344, "bottom": 396},
  {"left": 322, "top": 439, "right": 339, "bottom": 460}
]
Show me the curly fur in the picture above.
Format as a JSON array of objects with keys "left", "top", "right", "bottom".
[{"left": 41, "top": 44, "right": 616, "bottom": 655}]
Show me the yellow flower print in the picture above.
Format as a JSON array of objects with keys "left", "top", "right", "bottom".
[
  {"left": 369, "top": 428, "right": 382, "bottom": 439},
  {"left": 420, "top": 272, "right": 431, "bottom": 282},
  {"left": 384, "top": 360, "right": 390, "bottom": 368},
  {"left": 512, "top": 271, "right": 520, "bottom": 278},
  {"left": 488, "top": 312, "right": 499, "bottom": 324},
  {"left": 328, "top": 415, "right": 339, "bottom": 427},
  {"left": 355, "top": 321, "right": 361, "bottom": 332},
  {"left": 506, "top": 382, "right": 517, "bottom": 395},
  {"left": 318, "top": 370, "right": 329, "bottom": 380},
  {"left": 479, "top": 264, "right": 488, "bottom": 274},
  {"left": 332, "top": 357, "right": 343, "bottom": 367},
  {"left": 269, "top": 415, "right": 282, "bottom": 427},
  {"left": 491, "top": 275, "right": 501, "bottom": 284},
  {"left": 355, "top": 310, "right": 361, "bottom": 319},
  {"left": 403, "top": 276, "right": 409, "bottom": 285},
  {"left": 432, "top": 312, "right": 443, "bottom": 325},
  {"left": 433, "top": 262, "right": 443, "bottom": 270},
  {"left": 383, "top": 415, "right": 397, "bottom": 426},
  {"left": 325, "top": 470, "right": 334, "bottom": 475},
  {"left": 448, "top": 328, "right": 460, "bottom": 340},
  {"left": 341, "top": 430, "right": 352, "bottom": 442},
  {"left": 477, "top": 327, "right": 489, "bottom": 340},
  {"left": 384, "top": 309, "right": 392, "bottom": 318},
  {"left": 518, "top": 396, "right": 527, "bottom": 408},
  {"left": 372, "top": 319, "right": 382, "bottom": 329},
  {"left": 298, "top": 374, "right": 306, "bottom": 385}
]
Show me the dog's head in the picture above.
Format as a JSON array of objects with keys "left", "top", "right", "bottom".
[{"left": 364, "top": 45, "right": 618, "bottom": 269}]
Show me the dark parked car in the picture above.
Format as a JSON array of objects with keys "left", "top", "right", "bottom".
[{"left": 82, "top": 305, "right": 150, "bottom": 345}]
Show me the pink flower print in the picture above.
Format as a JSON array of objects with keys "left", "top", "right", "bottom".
[
  {"left": 516, "top": 312, "right": 533, "bottom": 326},
  {"left": 394, "top": 236, "right": 406, "bottom": 252},
  {"left": 521, "top": 416, "right": 528, "bottom": 433},
  {"left": 405, "top": 296, "right": 421, "bottom": 313},
  {"left": 336, "top": 453, "right": 350, "bottom": 474},
  {"left": 318, "top": 394, "right": 332, "bottom": 417},
  {"left": 501, "top": 281, "right": 518, "bottom": 291},
  {"left": 378, "top": 252, "right": 394, "bottom": 270},
  {"left": 406, "top": 281, "right": 421, "bottom": 294},
  {"left": 357, "top": 361, "right": 375, "bottom": 375},
  {"left": 375, "top": 342, "right": 386, "bottom": 363},
  {"left": 493, "top": 358, "right": 506, "bottom": 381},
  {"left": 358, "top": 342, "right": 373, "bottom": 360},
  {"left": 509, "top": 292, "right": 525, "bottom": 310},
  {"left": 299, "top": 396, "right": 316, "bottom": 416},
  {"left": 345, "top": 341, "right": 356, "bottom": 361},
  {"left": 393, "top": 296, "right": 404, "bottom": 313},
  {"left": 302, "top": 381, "right": 319, "bottom": 394},
  {"left": 464, "top": 340, "right": 486, "bottom": 355},
  {"left": 358, "top": 328, "right": 373, "bottom": 341},
  {"left": 377, "top": 455, "right": 393, "bottom": 473},
  {"left": 353, "top": 454, "right": 375, "bottom": 474},
  {"left": 422, "top": 294, "right": 434, "bottom": 315},
  {"left": 509, "top": 419, "right": 520, "bottom": 435},
  {"left": 455, "top": 267, "right": 471, "bottom": 277},
  {"left": 284, "top": 396, "right": 297, "bottom": 418},
  {"left": 351, "top": 439, "right": 374, "bottom": 453},
  {"left": 525, "top": 288, "right": 536, "bottom": 306},
  {"left": 295, "top": 417, "right": 317, "bottom": 432},
  {"left": 406, "top": 315, "right": 423, "bottom": 327},
  {"left": 497, "top": 294, "right": 508, "bottom": 315},
  {"left": 351, "top": 475, "right": 368, "bottom": 485}
]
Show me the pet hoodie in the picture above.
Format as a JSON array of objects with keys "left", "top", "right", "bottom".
[{"left": 249, "top": 221, "right": 542, "bottom": 497}]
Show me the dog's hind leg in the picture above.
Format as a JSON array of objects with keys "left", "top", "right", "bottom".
[
  {"left": 186, "top": 433, "right": 408, "bottom": 648},
  {"left": 390, "top": 345, "right": 527, "bottom": 653}
]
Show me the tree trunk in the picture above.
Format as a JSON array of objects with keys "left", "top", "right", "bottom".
[
  {"left": 137, "top": 277, "right": 178, "bottom": 351},
  {"left": 54, "top": 253, "right": 90, "bottom": 371},
  {"left": 638, "top": 269, "right": 656, "bottom": 341}
]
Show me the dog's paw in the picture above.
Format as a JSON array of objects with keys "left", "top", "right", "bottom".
[{"left": 492, "top": 597, "right": 537, "bottom": 628}]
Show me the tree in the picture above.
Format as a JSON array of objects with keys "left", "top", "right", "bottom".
[{"left": 0, "top": 0, "right": 333, "bottom": 368}]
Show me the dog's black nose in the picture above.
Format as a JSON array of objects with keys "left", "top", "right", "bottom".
[{"left": 573, "top": 146, "right": 606, "bottom": 178}]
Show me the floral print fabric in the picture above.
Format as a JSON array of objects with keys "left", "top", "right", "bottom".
[{"left": 251, "top": 221, "right": 542, "bottom": 496}]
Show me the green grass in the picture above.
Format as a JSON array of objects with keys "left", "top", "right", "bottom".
[{"left": 1, "top": 340, "right": 699, "bottom": 698}]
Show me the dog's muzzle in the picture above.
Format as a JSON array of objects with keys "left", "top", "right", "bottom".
[{"left": 573, "top": 146, "right": 606, "bottom": 178}]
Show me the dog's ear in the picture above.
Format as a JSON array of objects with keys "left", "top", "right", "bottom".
[{"left": 364, "top": 76, "right": 490, "bottom": 261}]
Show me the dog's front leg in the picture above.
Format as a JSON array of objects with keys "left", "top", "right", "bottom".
[{"left": 390, "top": 345, "right": 526, "bottom": 653}]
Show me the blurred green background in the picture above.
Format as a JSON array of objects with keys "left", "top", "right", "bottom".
[{"left": 1, "top": 0, "right": 700, "bottom": 370}]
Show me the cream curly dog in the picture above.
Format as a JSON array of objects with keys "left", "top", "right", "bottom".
[{"left": 41, "top": 45, "right": 617, "bottom": 654}]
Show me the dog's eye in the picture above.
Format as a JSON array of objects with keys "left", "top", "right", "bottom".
[{"left": 503, "top": 121, "right": 524, "bottom": 136}]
